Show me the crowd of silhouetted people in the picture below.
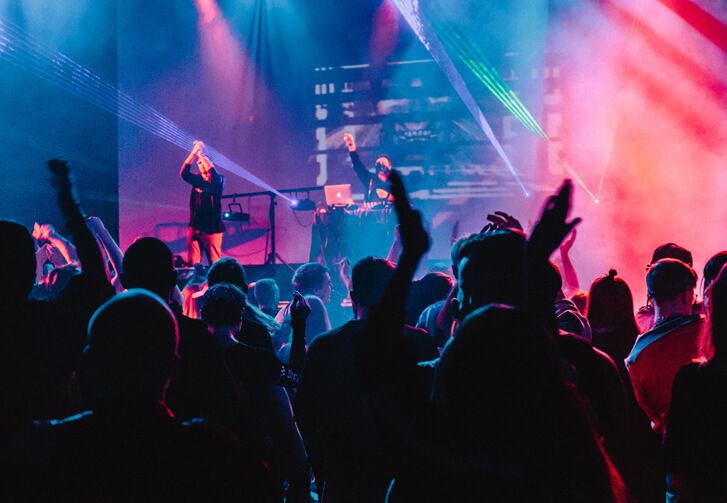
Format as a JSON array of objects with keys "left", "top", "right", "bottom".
[{"left": 1, "top": 160, "right": 725, "bottom": 502}]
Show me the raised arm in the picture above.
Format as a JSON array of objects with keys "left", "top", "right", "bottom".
[
  {"left": 179, "top": 140, "right": 204, "bottom": 182},
  {"left": 386, "top": 225, "right": 403, "bottom": 263},
  {"left": 384, "top": 172, "right": 430, "bottom": 304},
  {"left": 344, "top": 132, "right": 373, "bottom": 190},
  {"left": 559, "top": 229, "right": 580, "bottom": 296},
  {"left": 85, "top": 216, "right": 125, "bottom": 292},
  {"left": 359, "top": 171, "right": 430, "bottom": 391},
  {"left": 47, "top": 159, "right": 112, "bottom": 296},
  {"left": 526, "top": 180, "right": 581, "bottom": 327}
]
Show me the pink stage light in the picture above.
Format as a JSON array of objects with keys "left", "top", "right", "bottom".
[
  {"left": 192, "top": 0, "right": 267, "bottom": 128},
  {"left": 549, "top": 0, "right": 727, "bottom": 303},
  {"left": 194, "top": 0, "right": 222, "bottom": 26},
  {"left": 370, "top": 0, "right": 401, "bottom": 67}
]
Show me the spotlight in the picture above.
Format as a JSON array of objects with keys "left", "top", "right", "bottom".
[
  {"left": 223, "top": 202, "right": 250, "bottom": 222},
  {"left": 223, "top": 211, "right": 250, "bottom": 222},
  {"left": 289, "top": 198, "right": 316, "bottom": 211}
]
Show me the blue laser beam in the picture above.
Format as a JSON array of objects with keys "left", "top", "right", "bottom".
[{"left": 0, "top": 17, "right": 287, "bottom": 200}]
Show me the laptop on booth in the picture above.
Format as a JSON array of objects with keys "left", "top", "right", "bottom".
[{"left": 324, "top": 184, "right": 354, "bottom": 207}]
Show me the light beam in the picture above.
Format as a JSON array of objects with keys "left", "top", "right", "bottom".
[
  {"left": 0, "top": 17, "right": 288, "bottom": 200},
  {"left": 390, "top": 0, "right": 529, "bottom": 197}
]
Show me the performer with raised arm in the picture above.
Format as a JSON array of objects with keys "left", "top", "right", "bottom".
[
  {"left": 343, "top": 132, "right": 393, "bottom": 203},
  {"left": 179, "top": 140, "right": 225, "bottom": 265}
]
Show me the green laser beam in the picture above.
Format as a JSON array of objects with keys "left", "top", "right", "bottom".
[{"left": 430, "top": 17, "right": 548, "bottom": 137}]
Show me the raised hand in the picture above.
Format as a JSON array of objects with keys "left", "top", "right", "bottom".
[
  {"left": 32, "top": 222, "right": 52, "bottom": 242},
  {"left": 343, "top": 132, "right": 356, "bottom": 152},
  {"left": 528, "top": 179, "right": 581, "bottom": 261},
  {"left": 290, "top": 291, "right": 312, "bottom": 324},
  {"left": 192, "top": 140, "right": 205, "bottom": 155},
  {"left": 47, "top": 158, "right": 70, "bottom": 178},
  {"left": 483, "top": 211, "right": 523, "bottom": 233},
  {"left": 47, "top": 159, "right": 82, "bottom": 218},
  {"left": 388, "top": 170, "right": 430, "bottom": 258},
  {"left": 47, "top": 159, "right": 110, "bottom": 291}
]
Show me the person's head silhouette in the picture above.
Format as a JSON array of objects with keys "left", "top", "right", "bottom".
[{"left": 85, "top": 289, "right": 179, "bottom": 403}]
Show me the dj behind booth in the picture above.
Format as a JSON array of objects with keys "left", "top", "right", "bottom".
[
  {"left": 309, "top": 132, "right": 399, "bottom": 268},
  {"left": 217, "top": 133, "right": 400, "bottom": 326},
  {"left": 308, "top": 183, "right": 395, "bottom": 269}
]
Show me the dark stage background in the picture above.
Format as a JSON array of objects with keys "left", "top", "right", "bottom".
[{"left": 0, "top": 0, "right": 118, "bottom": 239}]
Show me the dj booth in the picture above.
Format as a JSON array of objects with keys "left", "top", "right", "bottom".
[
  {"left": 221, "top": 185, "right": 395, "bottom": 268},
  {"left": 310, "top": 202, "right": 395, "bottom": 267}
]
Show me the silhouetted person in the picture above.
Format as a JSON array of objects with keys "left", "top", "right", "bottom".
[
  {"left": 412, "top": 306, "right": 625, "bottom": 502},
  {"left": 637, "top": 243, "right": 697, "bottom": 332},
  {"left": 276, "top": 262, "right": 332, "bottom": 362},
  {"left": 357, "top": 175, "right": 626, "bottom": 501},
  {"left": 296, "top": 256, "right": 437, "bottom": 501},
  {"left": 537, "top": 260, "right": 628, "bottom": 464},
  {"left": 415, "top": 236, "right": 469, "bottom": 349},
  {"left": 626, "top": 258, "right": 706, "bottom": 434},
  {"left": 0, "top": 160, "right": 113, "bottom": 449},
  {"left": 405, "top": 271, "right": 453, "bottom": 327},
  {"left": 588, "top": 269, "right": 664, "bottom": 501},
  {"left": 118, "top": 237, "right": 226, "bottom": 423},
  {"left": 3, "top": 290, "right": 263, "bottom": 500},
  {"left": 200, "top": 283, "right": 309, "bottom": 502},
  {"left": 207, "top": 257, "right": 278, "bottom": 350},
  {"left": 450, "top": 230, "right": 527, "bottom": 321},
  {"left": 589, "top": 269, "right": 640, "bottom": 366},
  {"left": 702, "top": 251, "right": 727, "bottom": 315},
  {"left": 251, "top": 278, "right": 281, "bottom": 318},
  {"left": 666, "top": 263, "right": 727, "bottom": 501},
  {"left": 433, "top": 228, "right": 626, "bottom": 451}
]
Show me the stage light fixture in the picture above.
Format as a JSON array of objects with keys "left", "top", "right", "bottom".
[
  {"left": 223, "top": 211, "right": 251, "bottom": 221},
  {"left": 223, "top": 202, "right": 250, "bottom": 222},
  {"left": 290, "top": 199, "right": 316, "bottom": 211},
  {"left": 289, "top": 193, "right": 316, "bottom": 211}
]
